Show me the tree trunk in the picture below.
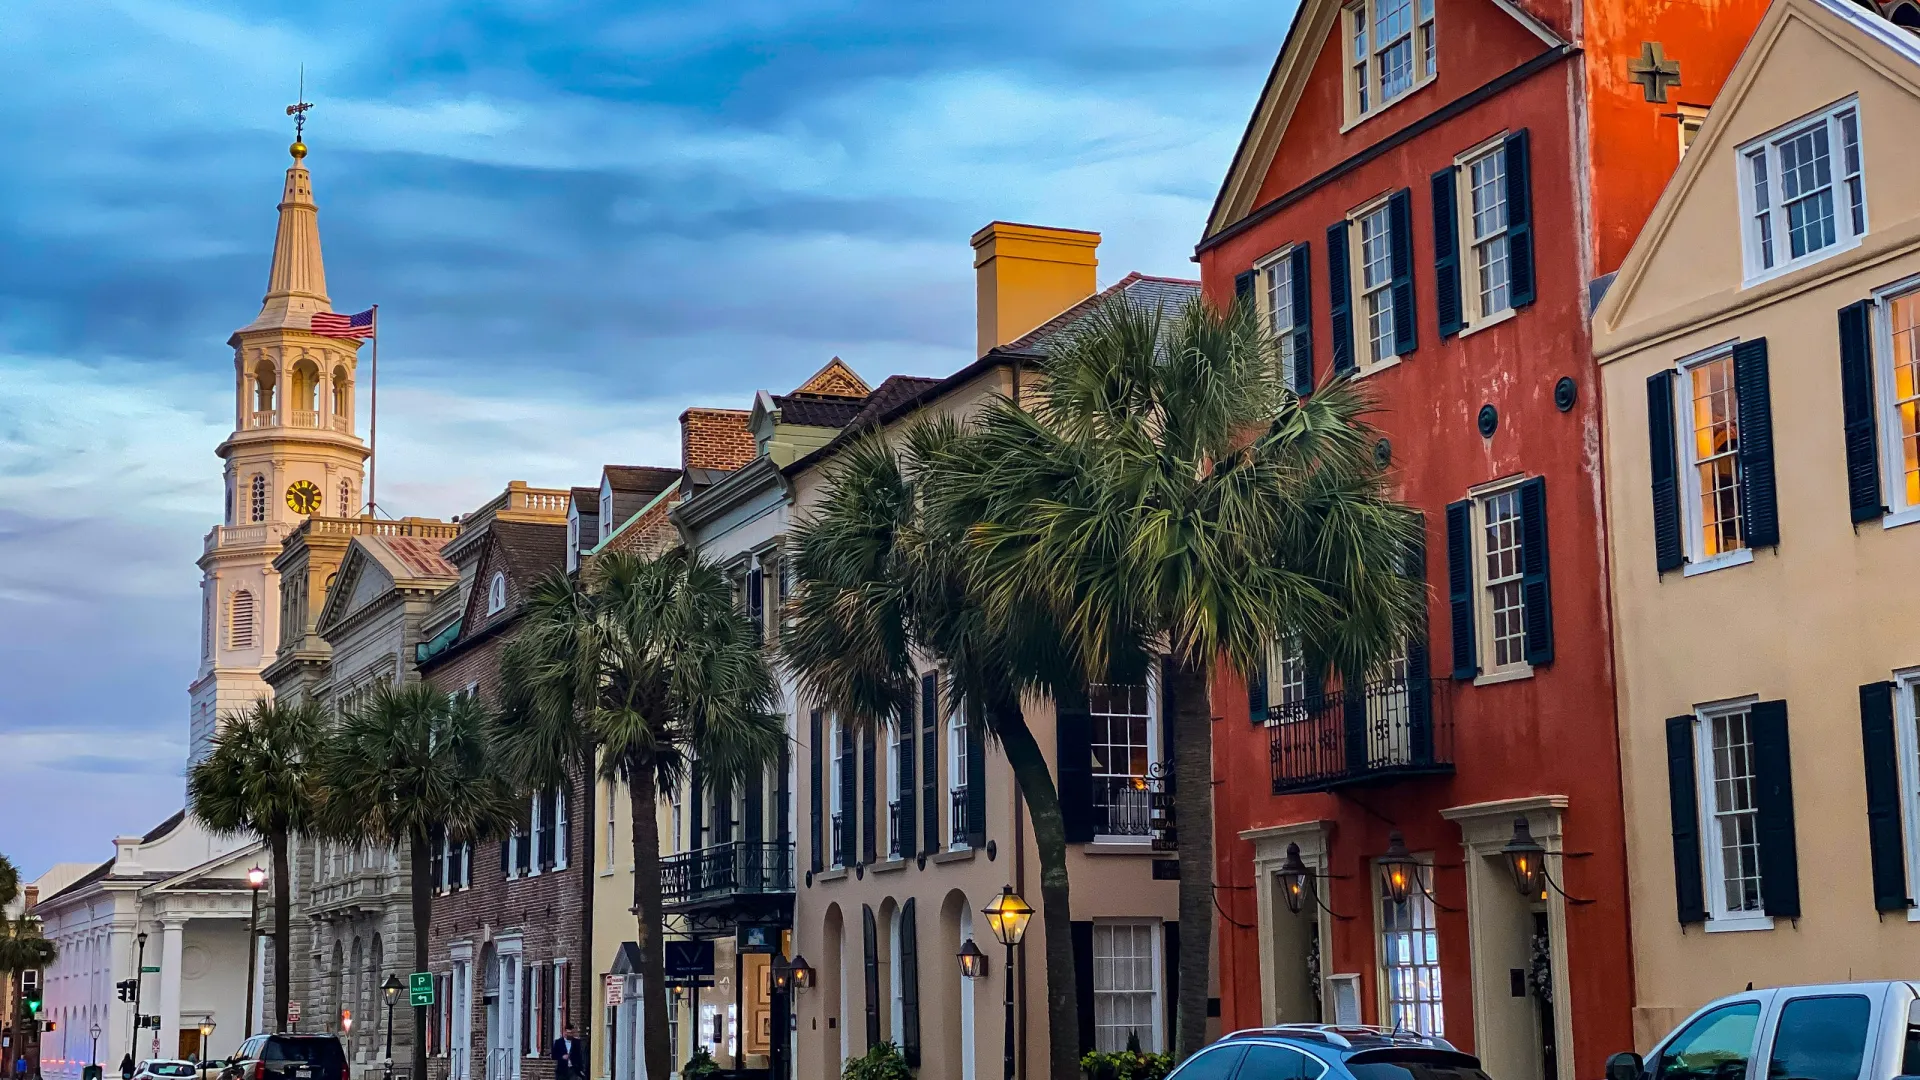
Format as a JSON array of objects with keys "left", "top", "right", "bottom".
[
  {"left": 272, "top": 827, "right": 293, "bottom": 1033},
  {"left": 1169, "top": 659, "right": 1214, "bottom": 1062},
  {"left": 629, "top": 770, "right": 670, "bottom": 1080},
  {"left": 993, "top": 703, "right": 1081, "bottom": 1080},
  {"left": 410, "top": 829, "right": 432, "bottom": 1080}
]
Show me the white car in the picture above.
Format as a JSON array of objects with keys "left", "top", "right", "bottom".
[{"left": 133, "top": 1061, "right": 200, "bottom": 1080}]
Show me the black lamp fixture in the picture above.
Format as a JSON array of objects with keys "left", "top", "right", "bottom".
[
  {"left": 981, "top": 886, "right": 1033, "bottom": 948},
  {"left": 381, "top": 974, "right": 402, "bottom": 1005},
  {"left": 787, "top": 953, "right": 815, "bottom": 991},
  {"left": 957, "top": 939, "right": 988, "bottom": 980},
  {"left": 1379, "top": 831, "right": 1421, "bottom": 906},
  {"left": 1501, "top": 817, "right": 1549, "bottom": 898},
  {"left": 770, "top": 954, "right": 793, "bottom": 994},
  {"left": 1278, "top": 843, "right": 1314, "bottom": 916}
]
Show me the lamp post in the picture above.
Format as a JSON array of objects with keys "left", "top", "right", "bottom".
[
  {"left": 380, "top": 976, "right": 401, "bottom": 1080},
  {"left": 197, "top": 1021, "right": 215, "bottom": 1080},
  {"left": 130, "top": 932, "right": 148, "bottom": 1063},
  {"left": 243, "top": 868, "right": 266, "bottom": 1040},
  {"left": 980, "top": 887, "right": 1033, "bottom": 1080},
  {"left": 90, "top": 1023, "right": 101, "bottom": 1071}
]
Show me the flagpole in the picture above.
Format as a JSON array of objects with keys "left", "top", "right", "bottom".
[{"left": 369, "top": 304, "right": 379, "bottom": 518}]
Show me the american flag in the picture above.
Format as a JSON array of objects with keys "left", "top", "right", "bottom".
[{"left": 310, "top": 307, "right": 375, "bottom": 338}]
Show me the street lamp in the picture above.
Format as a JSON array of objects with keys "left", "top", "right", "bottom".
[
  {"left": 380, "top": 975, "right": 402, "bottom": 1080},
  {"left": 1278, "top": 843, "right": 1314, "bottom": 916},
  {"left": 197, "top": 1021, "right": 215, "bottom": 1080},
  {"left": 785, "top": 955, "right": 814, "bottom": 992},
  {"left": 980, "top": 886, "right": 1032, "bottom": 1080},
  {"left": 1501, "top": 817, "right": 1548, "bottom": 898},
  {"left": 1378, "top": 832, "right": 1420, "bottom": 906},
  {"left": 90, "top": 1023, "right": 101, "bottom": 1070},
  {"left": 131, "top": 932, "right": 149, "bottom": 1062},
  {"left": 243, "top": 867, "right": 266, "bottom": 1040}
]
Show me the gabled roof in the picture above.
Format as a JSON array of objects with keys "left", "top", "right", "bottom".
[
  {"left": 603, "top": 465, "right": 679, "bottom": 497},
  {"left": 791, "top": 356, "right": 871, "bottom": 398},
  {"left": 770, "top": 393, "right": 867, "bottom": 428},
  {"left": 1000, "top": 272, "right": 1201, "bottom": 355}
]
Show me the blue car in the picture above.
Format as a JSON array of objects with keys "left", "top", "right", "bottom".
[{"left": 1167, "top": 1025, "right": 1494, "bottom": 1080}]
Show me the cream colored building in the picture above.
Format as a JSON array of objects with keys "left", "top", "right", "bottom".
[
  {"left": 1593, "top": 0, "right": 1920, "bottom": 1045},
  {"left": 784, "top": 225, "right": 1190, "bottom": 1080}
]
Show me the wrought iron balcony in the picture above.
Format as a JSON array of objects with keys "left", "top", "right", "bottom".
[
  {"left": 949, "top": 786, "right": 970, "bottom": 848},
  {"left": 887, "top": 802, "right": 903, "bottom": 859},
  {"left": 831, "top": 812, "right": 847, "bottom": 869},
  {"left": 659, "top": 841, "right": 795, "bottom": 909},
  {"left": 1268, "top": 677, "right": 1452, "bottom": 794},
  {"left": 1092, "top": 774, "right": 1156, "bottom": 837}
]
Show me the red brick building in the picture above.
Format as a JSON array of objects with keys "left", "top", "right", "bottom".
[{"left": 1195, "top": 0, "right": 1767, "bottom": 1073}]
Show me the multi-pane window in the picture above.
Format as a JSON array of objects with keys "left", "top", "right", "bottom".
[
  {"left": 950, "top": 710, "right": 969, "bottom": 849},
  {"left": 1885, "top": 289, "right": 1920, "bottom": 510},
  {"left": 1742, "top": 100, "right": 1865, "bottom": 281},
  {"left": 1699, "top": 706, "right": 1764, "bottom": 918},
  {"left": 1264, "top": 255, "right": 1299, "bottom": 387},
  {"left": 1375, "top": 0, "right": 1415, "bottom": 100},
  {"left": 1345, "top": 0, "right": 1436, "bottom": 121},
  {"left": 1465, "top": 148, "right": 1511, "bottom": 318},
  {"left": 1093, "top": 922, "right": 1160, "bottom": 1052},
  {"left": 1090, "top": 683, "right": 1154, "bottom": 838},
  {"left": 1685, "top": 352, "right": 1745, "bottom": 558},
  {"left": 1378, "top": 857, "right": 1443, "bottom": 1035},
  {"left": 1359, "top": 204, "right": 1397, "bottom": 364},
  {"left": 829, "top": 721, "right": 845, "bottom": 867},
  {"left": 1418, "top": 0, "right": 1435, "bottom": 78},
  {"left": 1275, "top": 635, "right": 1309, "bottom": 711},
  {"left": 339, "top": 479, "right": 352, "bottom": 517},
  {"left": 1480, "top": 489, "right": 1525, "bottom": 669},
  {"left": 1349, "top": 7, "right": 1370, "bottom": 116}
]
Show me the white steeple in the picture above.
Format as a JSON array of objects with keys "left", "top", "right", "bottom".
[{"left": 238, "top": 141, "right": 332, "bottom": 334}]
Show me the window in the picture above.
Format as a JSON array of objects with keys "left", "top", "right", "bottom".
[
  {"left": 250, "top": 474, "right": 267, "bottom": 523},
  {"left": 885, "top": 723, "right": 901, "bottom": 858},
  {"left": 1174, "top": 1048, "right": 1248, "bottom": 1080},
  {"left": 1767, "top": 996, "right": 1871, "bottom": 1080},
  {"left": 949, "top": 709, "right": 969, "bottom": 849},
  {"left": 1876, "top": 284, "right": 1920, "bottom": 518},
  {"left": 599, "top": 481, "right": 614, "bottom": 542},
  {"left": 1677, "top": 104, "right": 1708, "bottom": 156},
  {"left": 487, "top": 571, "right": 508, "bottom": 616},
  {"left": 229, "top": 589, "right": 255, "bottom": 650},
  {"left": 1673, "top": 348, "right": 1749, "bottom": 568},
  {"left": 339, "top": 479, "right": 352, "bottom": 517},
  {"left": 551, "top": 962, "right": 569, "bottom": 1049},
  {"left": 1092, "top": 922, "right": 1161, "bottom": 1052},
  {"left": 1740, "top": 99, "right": 1865, "bottom": 283},
  {"left": 1357, "top": 203, "right": 1397, "bottom": 364},
  {"left": 1478, "top": 487, "right": 1526, "bottom": 671},
  {"left": 567, "top": 512, "right": 580, "bottom": 573},
  {"left": 1090, "top": 683, "right": 1155, "bottom": 839},
  {"left": 1653, "top": 1001, "right": 1761, "bottom": 1080},
  {"left": 1462, "top": 146, "right": 1511, "bottom": 321},
  {"left": 1240, "top": 1045, "right": 1326, "bottom": 1080},
  {"left": 1262, "top": 251, "right": 1302, "bottom": 388},
  {"left": 1697, "top": 704, "right": 1765, "bottom": 923},
  {"left": 1343, "top": 0, "right": 1436, "bottom": 122},
  {"left": 605, "top": 779, "right": 618, "bottom": 870},
  {"left": 830, "top": 720, "right": 846, "bottom": 868},
  {"left": 1377, "top": 853, "right": 1443, "bottom": 1035}
]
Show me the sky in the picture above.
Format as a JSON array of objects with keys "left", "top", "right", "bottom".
[{"left": 0, "top": 0, "right": 1295, "bottom": 878}]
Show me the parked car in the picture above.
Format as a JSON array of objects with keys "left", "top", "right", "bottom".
[
  {"left": 1168, "top": 1025, "right": 1493, "bottom": 1080},
  {"left": 1606, "top": 982, "right": 1920, "bottom": 1080},
  {"left": 220, "top": 1035, "right": 347, "bottom": 1080},
  {"left": 132, "top": 1061, "right": 199, "bottom": 1080}
]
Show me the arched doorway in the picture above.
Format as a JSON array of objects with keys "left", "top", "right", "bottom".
[{"left": 819, "top": 905, "right": 845, "bottom": 1080}]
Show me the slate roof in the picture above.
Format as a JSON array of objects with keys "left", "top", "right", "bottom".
[
  {"left": 481, "top": 520, "right": 567, "bottom": 619},
  {"left": 1000, "top": 272, "right": 1201, "bottom": 355},
  {"left": 570, "top": 487, "right": 598, "bottom": 512},
  {"left": 374, "top": 535, "right": 458, "bottom": 580},
  {"left": 771, "top": 393, "right": 867, "bottom": 428},
  {"left": 604, "top": 465, "right": 679, "bottom": 498}
]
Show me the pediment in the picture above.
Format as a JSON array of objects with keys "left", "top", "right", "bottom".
[
  {"left": 316, "top": 540, "right": 395, "bottom": 636},
  {"left": 792, "top": 356, "right": 869, "bottom": 398}
]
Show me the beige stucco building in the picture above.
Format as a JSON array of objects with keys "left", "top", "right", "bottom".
[{"left": 1593, "top": 0, "right": 1920, "bottom": 1046}]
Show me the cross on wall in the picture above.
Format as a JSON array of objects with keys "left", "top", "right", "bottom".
[{"left": 1628, "top": 41, "right": 1683, "bottom": 103}]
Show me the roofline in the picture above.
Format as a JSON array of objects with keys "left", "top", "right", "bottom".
[
  {"left": 582, "top": 477, "right": 682, "bottom": 558},
  {"left": 780, "top": 351, "right": 1023, "bottom": 479},
  {"left": 671, "top": 454, "right": 785, "bottom": 533},
  {"left": 1202, "top": 3, "right": 1314, "bottom": 240}
]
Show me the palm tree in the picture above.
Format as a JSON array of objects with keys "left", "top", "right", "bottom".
[
  {"left": 188, "top": 699, "right": 328, "bottom": 1033},
  {"left": 499, "top": 549, "right": 784, "bottom": 1080},
  {"left": 0, "top": 853, "right": 58, "bottom": 1054},
  {"left": 782, "top": 426, "right": 1092, "bottom": 1080},
  {"left": 944, "top": 295, "right": 1425, "bottom": 1059},
  {"left": 315, "top": 682, "right": 520, "bottom": 1080}
]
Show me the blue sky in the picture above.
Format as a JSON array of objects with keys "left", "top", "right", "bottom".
[{"left": 0, "top": 0, "right": 1292, "bottom": 878}]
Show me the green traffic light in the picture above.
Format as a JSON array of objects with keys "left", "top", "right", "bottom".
[{"left": 26, "top": 993, "right": 43, "bottom": 1015}]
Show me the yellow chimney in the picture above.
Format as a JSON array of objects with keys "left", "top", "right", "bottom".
[{"left": 971, "top": 221, "right": 1100, "bottom": 357}]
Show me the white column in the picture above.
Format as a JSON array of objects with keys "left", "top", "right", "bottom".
[
  {"left": 107, "top": 925, "right": 134, "bottom": 1066},
  {"left": 157, "top": 920, "right": 185, "bottom": 1060}
]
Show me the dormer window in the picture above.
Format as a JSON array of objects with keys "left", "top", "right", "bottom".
[
  {"left": 486, "top": 571, "right": 508, "bottom": 616},
  {"left": 1739, "top": 97, "right": 1865, "bottom": 286},
  {"left": 566, "top": 509, "right": 581, "bottom": 573},
  {"left": 599, "top": 480, "right": 614, "bottom": 542},
  {"left": 1344, "top": 0, "right": 1436, "bottom": 126}
]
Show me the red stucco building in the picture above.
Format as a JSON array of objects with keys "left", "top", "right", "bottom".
[{"left": 1196, "top": 0, "right": 1768, "bottom": 1070}]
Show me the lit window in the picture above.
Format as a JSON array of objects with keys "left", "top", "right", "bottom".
[
  {"left": 1093, "top": 922, "right": 1162, "bottom": 1052},
  {"left": 1344, "top": 0, "right": 1436, "bottom": 122},
  {"left": 487, "top": 571, "right": 508, "bottom": 616},
  {"left": 1682, "top": 351, "right": 1746, "bottom": 560},
  {"left": 1881, "top": 288, "right": 1920, "bottom": 513},
  {"left": 1479, "top": 489, "right": 1526, "bottom": 670},
  {"left": 1741, "top": 99, "right": 1865, "bottom": 283},
  {"left": 1698, "top": 705, "right": 1764, "bottom": 919},
  {"left": 1090, "top": 683, "right": 1154, "bottom": 840},
  {"left": 1358, "top": 203, "right": 1397, "bottom": 364},
  {"left": 1378, "top": 853, "right": 1443, "bottom": 1035}
]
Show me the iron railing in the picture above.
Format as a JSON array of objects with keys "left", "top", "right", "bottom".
[
  {"left": 659, "top": 841, "right": 795, "bottom": 905},
  {"left": 831, "top": 812, "right": 847, "bottom": 868},
  {"left": 950, "top": 786, "right": 970, "bottom": 847},
  {"left": 1269, "top": 677, "right": 1452, "bottom": 794},
  {"left": 888, "top": 801, "right": 903, "bottom": 859},
  {"left": 1092, "top": 775, "right": 1155, "bottom": 836}
]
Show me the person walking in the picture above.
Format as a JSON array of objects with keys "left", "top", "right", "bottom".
[
  {"left": 549, "top": 1025, "right": 580, "bottom": 1080},
  {"left": 118, "top": 1054, "right": 133, "bottom": 1080}
]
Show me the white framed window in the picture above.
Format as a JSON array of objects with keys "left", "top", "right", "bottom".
[
  {"left": 1455, "top": 139, "right": 1512, "bottom": 325},
  {"left": 554, "top": 787, "right": 570, "bottom": 871},
  {"left": 670, "top": 783, "right": 683, "bottom": 856},
  {"left": 1092, "top": 921, "right": 1163, "bottom": 1052},
  {"left": 949, "top": 710, "right": 969, "bottom": 850},
  {"left": 567, "top": 511, "right": 581, "bottom": 573},
  {"left": 605, "top": 779, "right": 619, "bottom": 871},
  {"left": 1090, "top": 682, "right": 1157, "bottom": 841},
  {"left": 487, "top": 571, "right": 508, "bottom": 616},
  {"left": 599, "top": 479, "right": 614, "bottom": 542},
  {"left": 829, "top": 720, "right": 846, "bottom": 868},
  {"left": 1874, "top": 280, "right": 1920, "bottom": 524},
  {"left": 1889, "top": 672, "right": 1920, "bottom": 921},
  {"left": 1350, "top": 199, "right": 1398, "bottom": 366},
  {"left": 1260, "top": 247, "right": 1301, "bottom": 388},
  {"left": 1274, "top": 635, "right": 1309, "bottom": 712},
  {"left": 1471, "top": 482, "right": 1528, "bottom": 675},
  {"left": 1739, "top": 97, "right": 1865, "bottom": 285},
  {"left": 1668, "top": 344, "right": 1753, "bottom": 573},
  {"left": 1694, "top": 701, "right": 1771, "bottom": 929},
  {"left": 1376, "top": 852, "right": 1443, "bottom": 1035},
  {"left": 1677, "top": 104, "right": 1708, "bottom": 157},
  {"left": 885, "top": 723, "right": 901, "bottom": 857},
  {"left": 1342, "top": 0, "right": 1436, "bottom": 124}
]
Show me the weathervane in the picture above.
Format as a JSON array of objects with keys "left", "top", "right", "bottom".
[{"left": 286, "top": 66, "right": 312, "bottom": 154}]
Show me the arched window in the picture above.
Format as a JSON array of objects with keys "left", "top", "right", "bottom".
[
  {"left": 291, "top": 360, "right": 321, "bottom": 427},
  {"left": 250, "top": 474, "right": 267, "bottom": 523},
  {"left": 229, "top": 589, "right": 255, "bottom": 649},
  {"left": 487, "top": 571, "right": 508, "bottom": 615},
  {"left": 332, "top": 366, "right": 351, "bottom": 423},
  {"left": 252, "top": 358, "right": 277, "bottom": 424},
  {"left": 339, "top": 478, "right": 353, "bottom": 517}
]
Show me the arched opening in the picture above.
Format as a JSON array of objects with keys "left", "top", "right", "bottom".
[
  {"left": 487, "top": 571, "right": 508, "bottom": 616},
  {"left": 330, "top": 940, "right": 346, "bottom": 1035},
  {"left": 291, "top": 359, "right": 321, "bottom": 427},
  {"left": 480, "top": 943, "right": 500, "bottom": 1080},
  {"left": 252, "top": 358, "right": 277, "bottom": 426},
  {"left": 820, "top": 904, "right": 846, "bottom": 1080},
  {"left": 878, "top": 898, "right": 901, "bottom": 1050},
  {"left": 349, "top": 935, "right": 365, "bottom": 1056},
  {"left": 933, "top": 890, "right": 976, "bottom": 1080},
  {"left": 331, "top": 366, "right": 352, "bottom": 431}
]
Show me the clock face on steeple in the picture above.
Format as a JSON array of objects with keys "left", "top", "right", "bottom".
[{"left": 286, "top": 480, "right": 322, "bottom": 515}]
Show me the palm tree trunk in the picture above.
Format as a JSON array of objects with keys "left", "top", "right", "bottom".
[
  {"left": 993, "top": 704, "right": 1081, "bottom": 1080},
  {"left": 410, "top": 829, "right": 432, "bottom": 1080},
  {"left": 628, "top": 770, "right": 670, "bottom": 1080},
  {"left": 1168, "top": 658, "right": 1214, "bottom": 1062},
  {"left": 272, "top": 827, "right": 293, "bottom": 1033}
]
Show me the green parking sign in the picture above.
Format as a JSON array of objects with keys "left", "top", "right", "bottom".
[{"left": 409, "top": 972, "right": 434, "bottom": 1007}]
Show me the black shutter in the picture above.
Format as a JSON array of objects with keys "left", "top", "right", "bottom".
[
  {"left": 1072, "top": 921, "right": 1095, "bottom": 1054},
  {"left": 1160, "top": 655, "right": 1178, "bottom": 772},
  {"left": 1247, "top": 652, "right": 1269, "bottom": 726},
  {"left": 1164, "top": 922, "right": 1181, "bottom": 1051},
  {"left": 1058, "top": 689, "right": 1095, "bottom": 844},
  {"left": 862, "top": 905, "right": 881, "bottom": 1048},
  {"left": 540, "top": 789, "right": 558, "bottom": 869},
  {"left": 690, "top": 763, "right": 705, "bottom": 850},
  {"left": 745, "top": 769, "right": 765, "bottom": 845},
  {"left": 1648, "top": 371, "right": 1686, "bottom": 573},
  {"left": 1860, "top": 682, "right": 1911, "bottom": 911},
  {"left": 1388, "top": 188, "right": 1418, "bottom": 357},
  {"left": 1343, "top": 682, "right": 1368, "bottom": 773},
  {"left": 1432, "top": 167, "right": 1463, "bottom": 338},
  {"left": 965, "top": 717, "right": 987, "bottom": 850},
  {"left": 1445, "top": 500, "right": 1477, "bottom": 679},
  {"left": 1327, "top": 220, "right": 1355, "bottom": 376},
  {"left": 1234, "top": 269, "right": 1256, "bottom": 308},
  {"left": 1517, "top": 476, "right": 1554, "bottom": 666},
  {"left": 430, "top": 827, "right": 445, "bottom": 892},
  {"left": 1839, "top": 301, "right": 1885, "bottom": 522},
  {"left": 747, "top": 566, "right": 765, "bottom": 644},
  {"left": 922, "top": 673, "right": 940, "bottom": 854},
  {"left": 1751, "top": 700, "right": 1800, "bottom": 918},
  {"left": 1734, "top": 339, "right": 1780, "bottom": 549},
  {"left": 516, "top": 811, "right": 532, "bottom": 874},
  {"left": 1666, "top": 715, "right": 1708, "bottom": 924},
  {"left": 500, "top": 838, "right": 510, "bottom": 876},
  {"left": 1406, "top": 641, "right": 1433, "bottom": 764},
  {"left": 776, "top": 737, "right": 791, "bottom": 846},
  {"left": 1290, "top": 245, "right": 1315, "bottom": 396},
  {"left": 897, "top": 714, "right": 916, "bottom": 861},
  {"left": 839, "top": 723, "right": 857, "bottom": 866},
  {"left": 899, "top": 899, "right": 922, "bottom": 1066},
  {"left": 1504, "top": 129, "right": 1535, "bottom": 308},
  {"left": 810, "top": 710, "right": 824, "bottom": 872},
  {"left": 861, "top": 728, "right": 878, "bottom": 865}
]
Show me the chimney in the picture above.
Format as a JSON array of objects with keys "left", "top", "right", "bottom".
[{"left": 971, "top": 222, "right": 1100, "bottom": 357}]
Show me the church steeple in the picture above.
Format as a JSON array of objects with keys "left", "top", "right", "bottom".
[{"left": 239, "top": 141, "right": 332, "bottom": 334}]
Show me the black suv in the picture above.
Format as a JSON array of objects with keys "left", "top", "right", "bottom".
[{"left": 221, "top": 1035, "right": 347, "bottom": 1080}]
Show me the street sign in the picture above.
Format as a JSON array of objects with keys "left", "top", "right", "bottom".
[
  {"left": 604, "top": 975, "right": 623, "bottom": 1008},
  {"left": 140, "top": 967, "right": 160, "bottom": 973},
  {"left": 286, "top": 1002, "right": 302, "bottom": 1023},
  {"left": 408, "top": 972, "right": 434, "bottom": 1008}
]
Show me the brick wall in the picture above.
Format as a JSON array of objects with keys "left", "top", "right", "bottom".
[{"left": 678, "top": 408, "right": 753, "bottom": 472}]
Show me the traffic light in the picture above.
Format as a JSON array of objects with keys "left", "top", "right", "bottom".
[
  {"left": 116, "top": 980, "right": 135, "bottom": 1003},
  {"left": 42, "top": 1020, "right": 56, "bottom": 1033},
  {"left": 24, "top": 987, "right": 42, "bottom": 1017}
]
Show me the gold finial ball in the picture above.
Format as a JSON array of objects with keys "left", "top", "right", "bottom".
[{"left": 289, "top": 141, "right": 307, "bottom": 160}]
